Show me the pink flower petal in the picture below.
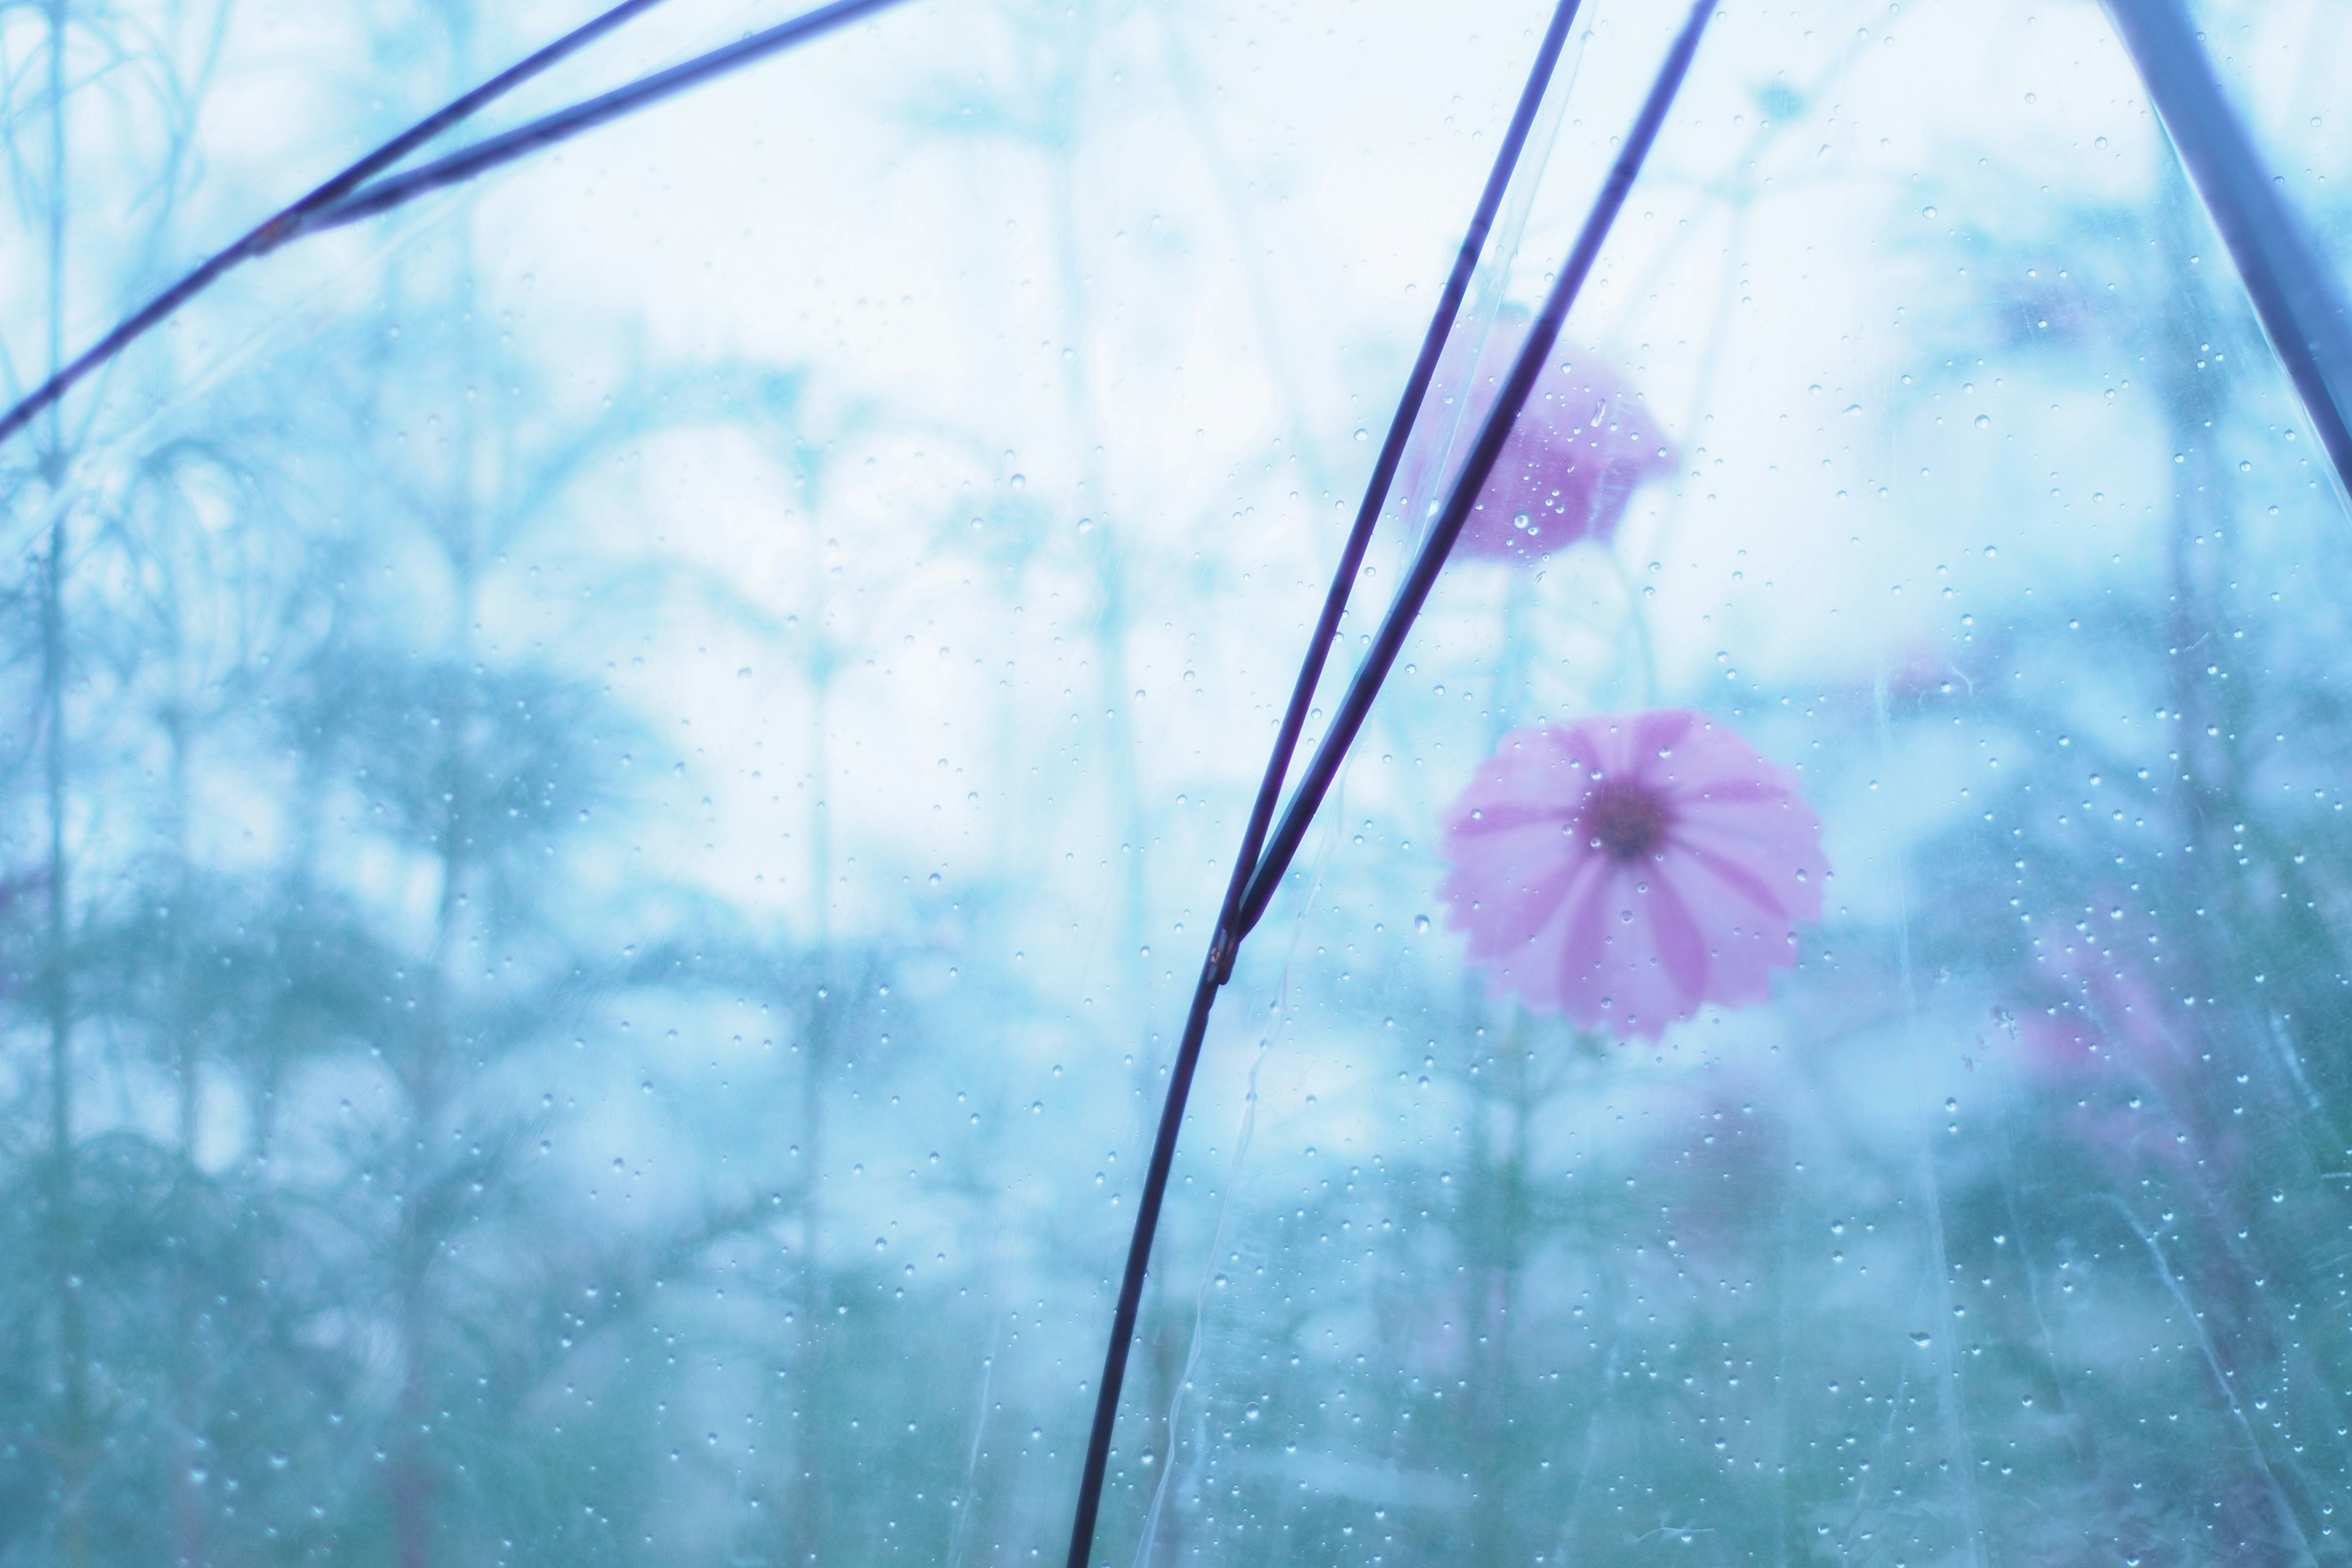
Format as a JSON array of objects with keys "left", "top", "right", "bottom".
[
  {"left": 1631, "top": 707, "right": 1697, "bottom": 757},
  {"left": 1642, "top": 869, "right": 1712, "bottom": 1000},
  {"left": 1676, "top": 838, "right": 1807, "bottom": 924}
]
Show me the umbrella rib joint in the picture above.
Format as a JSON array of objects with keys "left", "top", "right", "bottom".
[{"left": 1059, "top": 6, "right": 1718, "bottom": 1568}]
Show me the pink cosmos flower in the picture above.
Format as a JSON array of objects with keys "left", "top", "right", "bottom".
[
  {"left": 1438, "top": 710, "right": 1825, "bottom": 1040},
  {"left": 1396, "top": 315, "right": 1675, "bottom": 562}
]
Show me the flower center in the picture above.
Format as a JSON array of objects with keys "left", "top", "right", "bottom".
[{"left": 1585, "top": 782, "right": 1669, "bottom": 862}]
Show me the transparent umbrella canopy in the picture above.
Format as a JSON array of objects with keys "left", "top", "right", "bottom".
[{"left": 1, "top": 1, "right": 2348, "bottom": 1564}]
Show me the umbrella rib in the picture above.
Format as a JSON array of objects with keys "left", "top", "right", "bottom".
[
  {"left": 2105, "top": 0, "right": 2352, "bottom": 502},
  {"left": 1060, "top": 6, "right": 1717, "bottom": 1567},
  {"left": 0, "top": 0, "right": 915, "bottom": 456}
]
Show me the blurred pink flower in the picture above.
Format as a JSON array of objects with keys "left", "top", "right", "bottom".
[
  {"left": 1396, "top": 315, "right": 1675, "bottom": 562},
  {"left": 2009, "top": 918, "right": 2229, "bottom": 1179},
  {"left": 1439, "top": 710, "right": 1825, "bottom": 1040},
  {"left": 2015, "top": 894, "right": 2186, "bottom": 1079}
]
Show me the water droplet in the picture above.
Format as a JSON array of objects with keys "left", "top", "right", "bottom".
[
  {"left": 1353, "top": 428, "right": 1369, "bottom": 442},
  {"left": 1973, "top": 413, "right": 1990, "bottom": 429},
  {"left": 1414, "top": 914, "right": 1430, "bottom": 933},
  {"left": 1910, "top": 1332, "right": 1932, "bottom": 1348}
]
